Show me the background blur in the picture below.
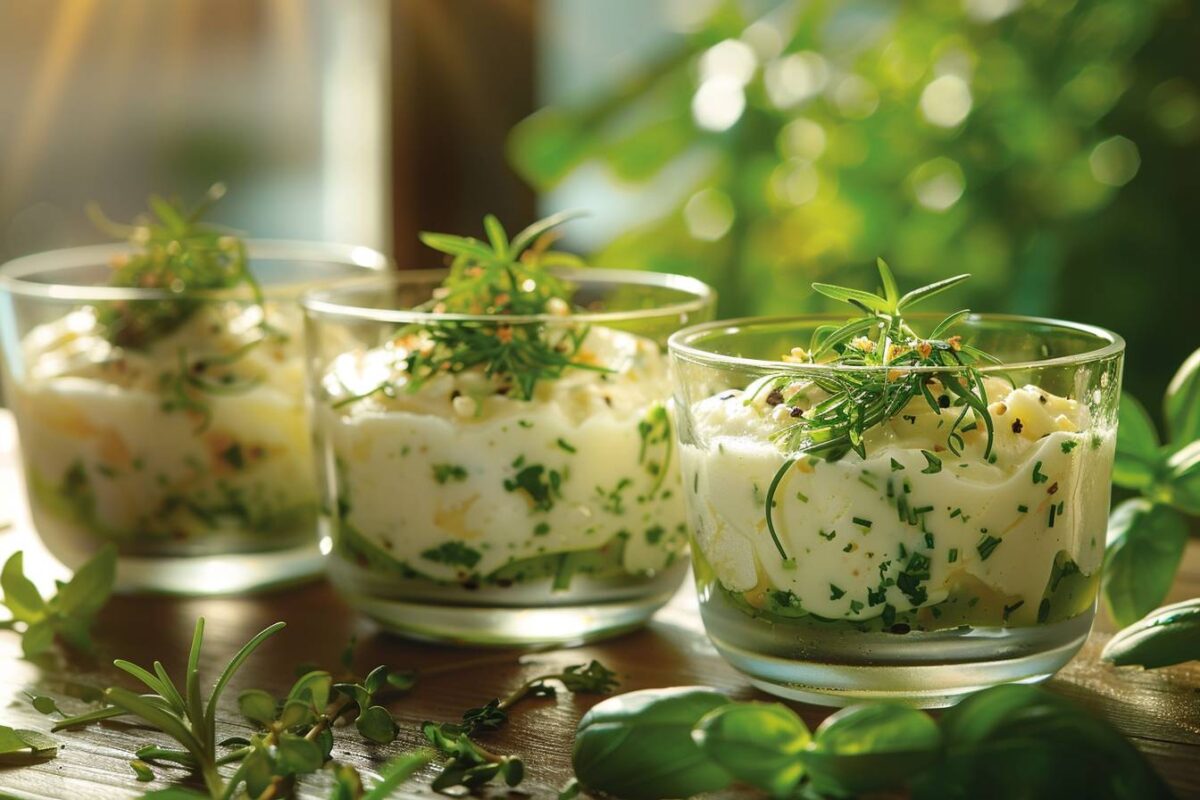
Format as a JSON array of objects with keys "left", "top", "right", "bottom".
[{"left": 0, "top": 0, "right": 1196, "bottom": 408}]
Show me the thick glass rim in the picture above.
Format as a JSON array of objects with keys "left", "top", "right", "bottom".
[
  {"left": 0, "top": 239, "right": 391, "bottom": 302},
  {"left": 301, "top": 267, "right": 717, "bottom": 325},
  {"left": 668, "top": 313, "right": 1125, "bottom": 374}
]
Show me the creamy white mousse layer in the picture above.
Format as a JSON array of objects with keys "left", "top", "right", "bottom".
[
  {"left": 681, "top": 378, "right": 1114, "bottom": 624},
  {"left": 321, "top": 326, "right": 687, "bottom": 582},
  {"left": 12, "top": 304, "right": 316, "bottom": 544}
]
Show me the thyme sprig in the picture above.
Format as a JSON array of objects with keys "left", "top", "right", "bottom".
[
  {"left": 422, "top": 659, "right": 618, "bottom": 793},
  {"left": 336, "top": 211, "right": 610, "bottom": 407},
  {"left": 757, "top": 260, "right": 1000, "bottom": 561}
]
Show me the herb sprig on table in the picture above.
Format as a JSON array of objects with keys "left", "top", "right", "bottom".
[
  {"left": 336, "top": 211, "right": 610, "bottom": 406},
  {"left": 0, "top": 545, "right": 115, "bottom": 658},
  {"left": 753, "top": 260, "right": 999, "bottom": 561}
]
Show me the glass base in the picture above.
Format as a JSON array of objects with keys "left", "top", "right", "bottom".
[
  {"left": 109, "top": 544, "right": 324, "bottom": 595},
  {"left": 701, "top": 596, "right": 1094, "bottom": 708},
  {"left": 342, "top": 589, "right": 675, "bottom": 647}
]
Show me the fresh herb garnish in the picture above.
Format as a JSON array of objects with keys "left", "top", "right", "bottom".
[
  {"left": 339, "top": 212, "right": 611, "bottom": 407},
  {"left": 977, "top": 534, "right": 1002, "bottom": 561},
  {"left": 759, "top": 260, "right": 998, "bottom": 561},
  {"left": 0, "top": 545, "right": 115, "bottom": 658},
  {"left": 432, "top": 463, "right": 468, "bottom": 484}
]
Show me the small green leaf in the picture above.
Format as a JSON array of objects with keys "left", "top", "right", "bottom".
[
  {"left": 1102, "top": 598, "right": 1200, "bottom": 669},
  {"left": 920, "top": 451, "right": 942, "bottom": 474},
  {"left": 386, "top": 670, "right": 417, "bottom": 691},
  {"left": 237, "top": 689, "right": 277, "bottom": 727},
  {"left": 896, "top": 274, "right": 970, "bottom": 310},
  {"left": 278, "top": 698, "right": 315, "bottom": 729},
  {"left": 573, "top": 687, "right": 733, "bottom": 800},
  {"left": 876, "top": 258, "right": 899, "bottom": 309},
  {"left": 55, "top": 544, "right": 116, "bottom": 618},
  {"left": 693, "top": 702, "right": 810, "bottom": 797},
  {"left": 363, "top": 665, "right": 390, "bottom": 695},
  {"left": 357, "top": 705, "right": 398, "bottom": 744},
  {"left": 802, "top": 703, "right": 941, "bottom": 796},
  {"left": 275, "top": 732, "right": 324, "bottom": 774},
  {"left": 287, "top": 670, "right": 332, "bottom": 711},
  {"left": 361, "top": 750, "right": 436, "bottom": 800},
  {"left": 29, "top": 695, "right": 60, "bottom": 716},
  {"left": 1102, "top": 499, "right": 1188, "bottom": 627},
  {"left": 1164, "top": 346, "right": 1200, "bottom": 445},
  {"left": 131, "top": 759, "right": 154, "bottom": 782},
  {"left": 1163, "top": 440, "right": 1200, "bottom": 515},
  {"left": 1113, "top": 394, "right": 1162, "bottom": 490},
  {"left": 0, "top": 725, "right": 57, "bottom": 763},
  {"left": 21, "top": 618, "right": 56, "bottom": 659},
  {"left": 1, "top": 552, "right": 46, "bottom": 623},
  {"left": 812, "top": 282, "right": 891, "bottom": 312}
]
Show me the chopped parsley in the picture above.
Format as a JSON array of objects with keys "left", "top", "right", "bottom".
[
  {"left": 503, "top": 463, "right": 564, "bottom": 511},
  {"left": 818, "top": 529, "right": 837, "bottom": 541},
  {"left": 948, "top": 547, "right": 959, "bottom": 563},
  {"left": 420, "top": 541, "right": 481, "bottom": 569},
  {"left": 1018, "top": 504, "right": 1029, "bottom": 513},
  {"left": 1032, "top": 461, "right": 1048, "bottom": 484},
  {"left": 1061, "top": 440, "right": 1078, "bottom": 454},
  {"left": 849, "top": 599, "right": 864, "bottom": 614},
  {"left": 220, "top": 443, "right": 245, "bottom": 470},
  {"left": 829, "top": 584, "right": 846, "bottom": 601},
  {"left": 890, "top": 458, "right": 905, "bottom": 472},
  {"left": 920, "top": 451, "right": 942, "bottom": 474},
  {"left": 432, "top": 463, "right": 468, "bottom": 484},
  {"left": 645, "top": 525, "right": 665, "bottom": 544},
  {"left": 533, "top": 522, "right": 550, "bottom": 536}
]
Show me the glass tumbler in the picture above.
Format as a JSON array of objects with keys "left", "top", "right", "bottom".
[
  {"left": 669, "top": 314, "right": 1123, "bottom": 706},
  {"left": 304, "top": 268, "right": 715, "bottom": 645},
  {"left": 0, "top": 241, "right": 387, "bottom": 594}
]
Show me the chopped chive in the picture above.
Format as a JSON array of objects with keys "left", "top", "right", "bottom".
[
  {"left": 830, "top": 584, "right": 846, "bottom": 600},
  {"left": 556, "top": 438, "right": 577, "bottom": 453},
  {"left": 1003, "top": 600, "right": 1025, "bottom": 621},
  {"left": 796, "top": 491, "right": 809, "bottom": 503},
  {"left": 1018, "top": 504, "right": 1028, "bottom": 513},
  {"left": 950, "top": 508, "right": 962, "bottom": 519},
  {"left": 1037, "top": 598, "right": 1051, "bottom": 623},
  {"left": 1032, "top": 461, "right": 1048, "bottom": 484},
  {"left": 1048, "top": 505, "right": 1057, "bottom": 527},
  {"left": 912, "top": 505, "right": 933, "bottom": 515},
  {"left": 960, "top": 422, "right": 977, "bottom": 433},
  {"left": 852, "top": 517, "right": 873, "bottom": 530},
  {"left": 977, "top": 534, "right": 1002, "bottom": 561},
  {"left": 693, "top": 473, "right": 699, "bottom": 493},
  {"left": 924, "top": 532, "right": 935, "bottom": 549},
  {"left": 843, "top": 543, "right": 854, "bottom": 553},
  {"left": 948, "top": 548, "right": 958, "bottom": 563},
  {"left": 1057, "top": 500, "right": 1064, "bottom": 514},
  {"left": 920, "top": 450, "right": 942, "bottom": 474},
  {"left": 819, "top": 529, "right": 836, "bottom": 541},
  {"left": 517, "top": 419, "right": 533, "bottom": 428}
]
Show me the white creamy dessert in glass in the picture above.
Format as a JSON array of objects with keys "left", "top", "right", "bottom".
[
  {"left": 668, "top": 262, "right": 1123, "bottom": 706},
  {"left": 0, "top": 188, "right": 385, "bottom": 593},
  {"left": 305, "top": 213, "right": 715, "bottom": 644}
]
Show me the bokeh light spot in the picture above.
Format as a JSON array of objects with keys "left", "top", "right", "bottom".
[
  {"left": 778, "top": 118, "right": 827, "bottom": 160},
  {"left": 1088, "top": 136, "right": 1140, "bottom": 187},
  {"left": 684, "top": 188, "right": 735, "bottom": 240},
  {"left": 964, "top": 0, "right": 1023, "bottom": 23},
  {"left": 764, "top": 52, "right": 830, "bottom": 109},
  {"left": 692, "top": 77, "right": 746, "bottom": 131},
  {"left": 910, "top": 158, "right": 966, "bottom": 211},
  {"left": 700, "top": 39, "right": 757, "bottom": 86},
  {"left": 771, "top": 159, "right": 820, "bottom": 206},
  {"left": 920, "top": 75, "right": 973, "bottom": 128},
  {"left": 832, "top": 75, "right": 879, "bottom": 119}
]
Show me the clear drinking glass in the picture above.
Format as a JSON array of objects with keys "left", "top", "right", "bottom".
[
  {"left": 669, "top": 315, "right": 1124, "bottom": 707},
  {"left": 0, "top": 241, "right": 387, "bottom": 594},
  {"left": 304, "top": 268, "right": 716, "bottom": 645}
]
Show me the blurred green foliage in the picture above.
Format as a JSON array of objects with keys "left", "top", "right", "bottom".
[{"left": 509, "top": 0, "right": 1200, "bottom": 404}]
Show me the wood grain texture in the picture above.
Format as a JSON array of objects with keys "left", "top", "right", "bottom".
[{"left": 0, "top": 412, "right": 1197, "bottom": 800}]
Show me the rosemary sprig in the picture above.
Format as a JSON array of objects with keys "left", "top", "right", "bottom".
[
  {"left": 757, "top": 260, "right": 999, "bottom": 561},
  {"left": 336, "top": 211, "right": 610, "bottom": 407}
]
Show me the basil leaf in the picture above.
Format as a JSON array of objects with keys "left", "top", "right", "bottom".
[
  {"left": 0, "top": 725, "right": 57, "bottom": 763},
  {"left": 918, "top": 684, "right": 1172, "bottom": 800},
  {"left": 573, "top": 687, "right": 733, "bottom": 800},
  {"left": 1102, "top": 499, "right": 1187, "bottom": 627},
  {"left": 55, "top": 544, "right": 116, "bottom": 619},
  {"left": 692, "top": 702, "right": 809, "bottom": 797},
  {"left": 1113, "top": 394, "right": 1162, "bottom": 490},
  {"left": 1163, "top": 440, "right": 1200, "bottom": 515},
  {"left": 1102, "top": 598, "right": 1200, "bottom": 668},
  {"left": 801, "top": 703, "right": 941, "bottom": 796},
  {"left": 1164, "top": 346, "right": 1200, "bottom": 445},
  {"left": 1, "top": 552, "right": 46, "bottom": 624}
]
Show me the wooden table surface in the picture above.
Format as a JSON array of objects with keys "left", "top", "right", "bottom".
[{"left": 0, "top": 412, "right": 1198, "bottom": 800}]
